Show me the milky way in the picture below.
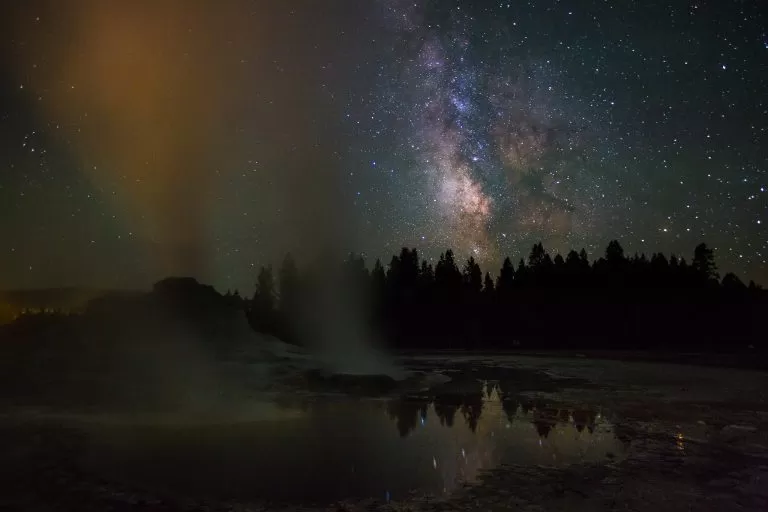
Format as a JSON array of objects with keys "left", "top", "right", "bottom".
[
  {"left": 369, "top": 1, "right": 611, "bottom": 261},
  {"left": 1, "top": 0, "right": 767, "bottom": 290},
  {"left": 358, "top": 0, "right": 766, "bottom": 279}
]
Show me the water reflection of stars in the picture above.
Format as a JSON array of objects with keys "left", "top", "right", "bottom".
[{"left": 390, "top": 381, "right": 624, "bottom": 496}]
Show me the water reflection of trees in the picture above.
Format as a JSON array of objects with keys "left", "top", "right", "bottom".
[
  {"left": 386, "top": 381, "right": 600, "bottom": 439},
  {"left": 386, "top": 399, "right": 428, "bottom": 437},
  {"left": 433, "top": 393, "right": 461, "bottom": 427}
]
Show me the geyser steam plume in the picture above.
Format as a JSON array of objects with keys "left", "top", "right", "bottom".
[
  {"left": 10, "top": 1, "right": 257, "bottom": 278},
  {"left": 8, "top": 1, "right": 399, "bottom": 378},
  {"left": 311, "top": 281, "right": 402, "bottom": 379}
]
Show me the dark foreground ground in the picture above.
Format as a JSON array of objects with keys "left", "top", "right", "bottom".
[{"left": 2, "top": 354, "right": 767, "bottom": 511}]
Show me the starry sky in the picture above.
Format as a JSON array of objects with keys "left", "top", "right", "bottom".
[{"left": 1, "top": 0, "right": 766, "bottom": 291}]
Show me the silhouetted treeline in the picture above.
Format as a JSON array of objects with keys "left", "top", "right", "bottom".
[{"left": 248, "top": 241, "right": 767, "bottom": 351}]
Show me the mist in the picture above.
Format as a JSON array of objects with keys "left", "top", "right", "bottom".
[
  {"left": 3, "top": 0, "right": 373, "bottom": 286},
  {"left": 301, "top": 262, "right": 403, "bottom": 379},
  {"left": 1, "top": 1, "right": 406, "bottom": 383}
]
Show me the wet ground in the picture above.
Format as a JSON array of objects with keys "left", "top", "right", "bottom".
[{"left": 2, "top": 354, "right": 768, "bottom": 511}]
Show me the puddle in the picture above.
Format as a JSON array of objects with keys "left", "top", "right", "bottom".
[{"left": 79, "top": 382, "right": 625, "bottom": 504}]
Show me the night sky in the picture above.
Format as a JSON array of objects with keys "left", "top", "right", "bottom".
[{"left": 1, "top": 1, "right": 766, "bottom": 291}]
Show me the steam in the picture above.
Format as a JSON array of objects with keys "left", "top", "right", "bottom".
[
  {"left": 5, "top": 1, "right": 399, "bottom": 379},
  {"left": 10, "top": 2, "right": 258, "bottom": 278},
  {"left": 309, "top": 278, "right": 403, "bottom": 379}
]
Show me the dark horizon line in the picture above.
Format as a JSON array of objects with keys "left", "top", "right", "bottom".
[{"left": 2, "top": 239, "right": 765, "bottom": 292}]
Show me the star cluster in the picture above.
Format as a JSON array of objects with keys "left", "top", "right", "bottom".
[{"left": 0, "top": 0, "right": 766, "bottom": 290}]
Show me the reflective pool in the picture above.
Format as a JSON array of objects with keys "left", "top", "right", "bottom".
[{"left": 80, "top": 381, "right": 625, "bottom": 504}]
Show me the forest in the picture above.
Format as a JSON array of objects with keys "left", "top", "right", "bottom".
[{"left": 244, "top": 241, "right": 766, "bottom": 351}]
